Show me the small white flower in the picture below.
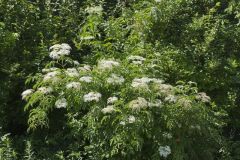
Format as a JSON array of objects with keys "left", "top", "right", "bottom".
[
  {"left": 42, "top": 67, "right": 58, "bottom": 73},
  {"left": 66, "top": 68, "right": 79, "bottom": 77},
  {"left": 155, "top": 0, "right": 161, "bottom": 2},
  {"left": 101, "top": 105, "right": 115, "bottom": 114},
  {"left": 129, "top": 97, "right": 148, "bottom": 111},
  {"left": 49, "top": 43, "right": 71, "bottom": 60},
  {"left": 97, "top": 60, "right": 120, "bottom": 70},
  {"left": 120, "top": 121, "right": 126, "bottom": 125},
  {"left": 178, "top": 97, "right": 191, "bottom": 107},
  {"left": 73, "top": 60, "right": 80, "bottom": 66},
  {"left": 61, "top": 43, "right": 71, "bottom": 50},
  {"left": 128, "top": 115, "right": 136, "bottom": 123},
  {"left": 159, "top": 146, "right": 171, "bottom": 158},
  {"left": 37, "top": 87, "right": 53, "bottom": 94},
  {"left": 154, "top": 84, "right": 174, "bottom": 95},
  {"left": 131, "top": 78, "right": 149, "bottom": 89},
  {"left": 148, "top": 99, "right": 162, "bottom": 107},
  {"left": 80, "top": 36, "right": 95, "bottom": 40},
  {"left": 66, "top": 82, "right": 81, "bottom": 89},
  {"left": 58, "top": 49, "right": 70, "bottom": 56},
  {"left": 162, "top": 132, "right": 173, "bottom": 139},
  {"left": 78, "top": 65, "right": 91, "bottom": 72},
  {"left": 107, "top": 74, "right": 125, "bottom": 85},
  {"left": 43, "top": 71, "right": 59, "bottom": 81},
  {"left": 127, "top": 55, "right": 146, "bottom": 65},
  {"left": 80, "top": 76, "right": 93, "bottom": 83},
  {"left": 107, "top": 97, "right": 118, "bottom": 104},
  {"left": 55, "top": 98, "right": 67, "bottom": 109},
  {"left": 164, "top": 95, "right": 177, "bottom": 103},
  {"left": 83, "top": 92, "right": 102, "bottom": 102},
  {"left": 49, "top": 44, "right": 61, "bottom": 51},
  {"left": 196, "top": 92, "right": 211, "bottom": 103},
  {"left": 85, "top": 6, "right": 103, "bottom": 14},
  {"left": 21, "top": 89, "right": 34, "bottom": 100}
]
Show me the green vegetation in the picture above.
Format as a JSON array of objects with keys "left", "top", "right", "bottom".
[{"left": 0, "top": 0, "right": 240, "bottom": 159}]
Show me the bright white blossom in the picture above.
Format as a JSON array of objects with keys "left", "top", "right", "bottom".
[
  {"left": 120, "top": 121, "right": 126, "bottom": 125},
  {"left": 196, "top": 92, "right": 211, "bottom": 103},
  {"left": 128, "top": 115, "right": 136, "bottom": 123},
  {"left": 131, "top": 78, "right": 149, "bottom": 89},
  {"left": 162, "top": 132, "right": 173, "bottom": 139},
  {"left": 73, "top": 61, "right": 80, "bottom": 66},
  {"left": 55, "top": 98, "right": 67, "bottom": 109},
  {"left": 37, "top": 87, "right": 53, "bottom": 94},
  {"left": 85, "top": 6, "right": 103, "bottom": 14},
  {"left": 42, "top": 67, "right": 58, "bottom": 73},
  {"left": 178, "top": 97, "right": 192, "bottom": 107},
  {"left": 43, "top": 71, "right": 59, "bottom": 81},
  {"left": 21, "top": 89, "right": 34, "bottom": 100},
  {"left": 165, "top": 95, "right": 177, "bottom": 103},
  {"left": 101, "top": 105, "right": 115, "bottom": 114},
  {"left": 49, "top": 43, "right": 71, "bottom": 60},
  {"left": 97, "top": 60, "right": 120, "bottom": 70},
  {"left": 78, "top": 65, "right": 91, "bottom": 72},
  {"left": 80, "top": 76, "right": 93, "bottom": 83},
  {"left": 66, "top": 82, "right": 81, "bottom": 89},
  {"left": 66, "top": 68, "right": 79, "bottom": 77},
  {"left": 81, "top": 36, "right": 95, "bottom": 40},
  {"left": 107, "top": 97, "right": 118, "bottom": 104},
  {"left": 61, "top": 43, "right": 71, "bottom": 50},
  {"left": 159, "top": 146, "right": 171, "bottom": 158},
  {"left": 127, "top": 55, "right": 146, "bottom": 65},
  {"left": 83, "top": 92, "right": 102, "bottom": 102},
  {"left": 107, "top": 74, "right": 125, "bottom": 85},
  {"left": 154, "top": 84, "right": 174, "bottom": 95},
  {"left": 129, "top": 97, "right": 148, "bottom": 111}
]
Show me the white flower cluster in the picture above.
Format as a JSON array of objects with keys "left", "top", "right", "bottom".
[
  {"left": 49, "top": 43, "right": 71, "bottom": 60},
  {"left": 80, "top": 76, "right": 93, "bottom": 83},
  {"left": 85, "top": 6, "right": 103, "bottom": 14},
  {"left": 37, "top": 87, "right": 53, "bottom": 94},
  {"left": 101, "top": 105, "right": 115, "bottom": 114},
  {"left": 73, "top": 61, "right": 80, "bottom": 66},
  {"left": 83, "top": 92, "right": 102, "bottom": 102},
  {"left": 42, "top": 67, "right": 58, "bottom": 73},
  {"left": 107, "top": 74, "right": 125, "bottom": 85},
  {"left": 164, "top": 95, "right": 177, "bottom": 103},
  {"left": 196, "top": 92, "right": 211, "bottom": 103},
  {"left": 55, "top": 98, "right": 67, "bottom": 109},
  {"left": 97, "top": 59, "right": 120, "bottom": 70},
  {"left": 162, "top": 132, "right": 173, "bottom": 139},
  {"left": 66, "top": 82, "right": 81, "bottom": 89},
  {"left": 131, "top": 77, "right": 163, "bottom": 90},
  {"left": 21, "top": 89, "right": 34, "bottom": 100},
  {"left": 128, "top": 115, "right": 136, "bottom": 123},
  {"left": 154, "top": 83, "right": 174, "bottom": 96},
  {"left": 78, "top": 65, "right": 91, "bottom": 72},
  {"left": 80, "top": 36, "right": 95, "bottom": 40},
  {"left": 66, "top": 68, "right": 79, "bottom": 77},
  {"left": 129, "top": 97, "right": 148, "bottom": 111},
  {"left": 43, "top": 71, "right": 60, "bottom": 82},
  {"left": 159, "top": 145, "right": 171, "bottom": 158},
  {"left": 127, "top": 55, "right": 146, "bottom": 65},
  {"left": 107, "top": 96, "right": 118, "bottom": 104},
  {"left": 177, "top": 97, "right": 192, "bottom": 107}
]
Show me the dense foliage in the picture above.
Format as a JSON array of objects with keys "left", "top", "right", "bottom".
[{"left": 0, "top": 0, "right": 240, "bottom": 159}]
